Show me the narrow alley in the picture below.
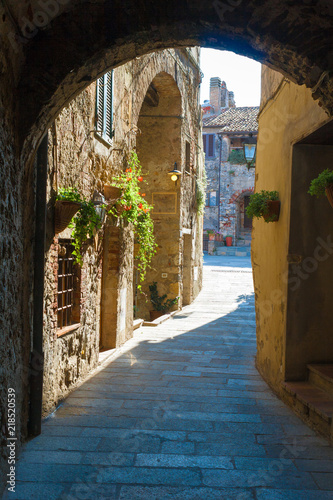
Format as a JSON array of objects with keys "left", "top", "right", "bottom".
[{"left": 9, "top": 256, "right": 333, "bottom": 499}]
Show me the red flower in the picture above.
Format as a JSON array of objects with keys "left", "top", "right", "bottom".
[
  {"left": 126, "top": 168, "right": 132, "bottom": 173},
  {"left": 126, "top": 177, "right": 132, "bottom": 181},
  {"left": 138, "top": 176, "right": 143, "bottom": 182},
  {"left": 124, "top": 205, "right": 132, "bottom": 211},
  {"left": 138, "top": 203, "right": 143, "bottom": 209},
  {"left": 141, "top": 193, "right": 146, "bottom": 197}
]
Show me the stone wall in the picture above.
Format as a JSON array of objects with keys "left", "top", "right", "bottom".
[{"left": 41, "top": 48, "right": 204, "bottom": 417}]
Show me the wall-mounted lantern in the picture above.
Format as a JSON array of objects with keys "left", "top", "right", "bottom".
[
  {"left": 92, "top": 191, "right": 106, "bottom": 222},
  {"left": 168, "top": 162, "right": 182, "bottom": 185},
  {"left": 243, "top": 136, "right": 256, "bottom": 170}
]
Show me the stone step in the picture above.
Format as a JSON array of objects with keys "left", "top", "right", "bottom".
[
  {"left": 216, "top": 246, "right": 251, "bottom": 257},
  {"left": 308, "top": 364, "right": 333, "bottom": 397},
  {"left": 283, "top": 381, "right": 333, "bottom": 440}
]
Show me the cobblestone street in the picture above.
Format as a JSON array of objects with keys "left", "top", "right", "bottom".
[{"left": 8, "top": 256, "right": 333, "bottom": 499}]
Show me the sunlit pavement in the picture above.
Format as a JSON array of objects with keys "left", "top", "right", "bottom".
[{"left": 8, "top": 255, "right": 333, "bottom": 499}]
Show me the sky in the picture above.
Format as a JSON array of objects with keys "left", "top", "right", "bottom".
[{"left": 199, "top": 48, "right": 262, "bottom": 107}]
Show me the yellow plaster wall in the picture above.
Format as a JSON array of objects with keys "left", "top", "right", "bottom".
[{"left": 254, "top": 68, "right": 329, "bottom": 391}]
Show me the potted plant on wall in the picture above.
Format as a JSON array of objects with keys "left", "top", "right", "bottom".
[
  {"left": 55, "top": 187, "right": 82, "bottom": 234},
  {"left": 149, "top": 282, "right": 179, "bottom": 321},
  {"left": 225, "top": 235, "right": 233, "bottom": 246},
  {"left": 206, "top": 230, "right": 215, "bottom": 241},
  {"left": 308, "top": 168, "right": 333, "bottom": 208},
  {"left": 246, "top": 190, "right": 280, "bottom": 223}
]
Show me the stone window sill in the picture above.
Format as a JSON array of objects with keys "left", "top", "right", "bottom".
[
  {"left": 57, "top": 323, "right": 80, "bottom": 338},
  {"left": 94, "top": 131, "right": 113, "bottom": 148}
]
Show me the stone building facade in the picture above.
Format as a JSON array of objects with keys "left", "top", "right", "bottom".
[
  {"left": 202, "top": 78, "right": 258, "bottom": 247},
  {"left": 1, "top": 1, "right": 333, "bottom": 490},
  {"left": 0, "top": 47, "right": 204, "bottom": 484},
  {"left": 42, "top": 48, "right": 204, "bottom": 416}
]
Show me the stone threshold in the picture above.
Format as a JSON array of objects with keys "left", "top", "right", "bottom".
[{"left": 143, "top": 310, "right": 178, "bottom": 327}]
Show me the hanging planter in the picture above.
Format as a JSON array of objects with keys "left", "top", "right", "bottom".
[
  {"left": 55, "top": 200, "right": 81, "bottom": 234},
  {"left": 104, "top": 185, "right": 121, "bottom": 203},
  {"left": 263, "top": 200, "right": 281, "bottom": 222},
  {"left": 308, "top": 169, "right": 333, "bottom": 208},
  {"left": 246, "top": 190, "right": 280, "bottom": 223},
  {"left": 325, "top": 185, "right": 333, "bottom": 208}
]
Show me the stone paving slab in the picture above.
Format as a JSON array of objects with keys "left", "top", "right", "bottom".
[{"left": 5, "top": 255, "right": 333, "bottom": 499}]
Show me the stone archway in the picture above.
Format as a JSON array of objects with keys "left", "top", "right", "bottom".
[
  {"left": 3, "top": 0, "right": 331, "bottom": 166},
  {"left": 2, "top": 0, "right": 333, "bottom": 479},
  {"left": 234, "top": 188, "right": 254, "bottom": 246},
  {"left": 135, "top": 71, "right": 182, "bottom": 320}
]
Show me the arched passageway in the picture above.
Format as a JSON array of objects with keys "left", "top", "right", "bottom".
[
  {"left": 1, "top": 0, "right": 333, "bottom": 487},
  {"left": 1, "top": 0, "right": 331, "bottom": 161}
]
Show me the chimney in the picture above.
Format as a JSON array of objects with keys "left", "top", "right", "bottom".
[
  {"left": 220, "top": 81, "right": 228, "bottom": 108},
  {"left": 228, "top": 91, "right": 236, "bottom": 108},
  {"left": 209, "top": 77, "right": 222, "bottom": 114}
]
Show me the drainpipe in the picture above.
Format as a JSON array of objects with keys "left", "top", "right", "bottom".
[
  {"left": 218, "top": 135, "right": 222, "bottom": 232},
  {"left": 28, "top": 134, "right": 48, "bottom": 436}
]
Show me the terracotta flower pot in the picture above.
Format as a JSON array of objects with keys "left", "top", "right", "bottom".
[
  {"left": 226, "top": 236, "right": 232, "bottom": 247},
  {"left": 263, "top": 200, "right": 281, "bottom": 222},
  {"left": 104, "top": 185, "right": 121, "bottom": 202},
  {"left": 55, "top": 200, "right": 81, "bottom": 234},
  {"left": 208, "top": 234, "right": 215, "bottom": 241},
  {"left": 325, "top": 185, "right": 333, "bottom": 208},
  {"left": 150, "top": 310, "right": 164, "bottom": 321}
]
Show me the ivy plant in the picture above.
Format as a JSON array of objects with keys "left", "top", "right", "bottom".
[
  {"left": 246, "top": 190, "right": 279, "bottom": 223},
  {"left": 149, "top": 282, "right": 179, "bottom": 312},
  {"left": 108, "top": 151, "right": 157, "bottom": 287},
  {"left": 196, "top": 165, "right": 207, "bottom": 216},
  {"left": 308, "top": 169, "right": 333, "bottom": 198},
  {"left": 69, "top": 199, "right": 102, "bottom": 265},
  {"left": 56, "top": 187, "right": 82, "bottom": 203},
  {"left": 57, "top": 187, "right": 102, "bottom": 265}
]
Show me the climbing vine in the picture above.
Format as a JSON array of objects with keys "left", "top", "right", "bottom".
[{"left": 108, "top": 151, "right": 157, "bottom": 287}]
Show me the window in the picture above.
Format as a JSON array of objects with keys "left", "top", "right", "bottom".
[
  {"left": 57, "top": 241, "right": 80, "bottom": 332},
  {"left": 208, "top": 191, "right": 217, "bottom": 207},
  {"left": 203, "top": 134, "right": 215, "bottom": 157},
  {"left": 185, "top": 141, "right": 191, "bottom": 173},
  {"left": 96, "top": 71, "right": 114, "bottom": 141}
]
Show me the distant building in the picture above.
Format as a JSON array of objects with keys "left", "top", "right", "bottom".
[{"left": 202, "top": 77, "right": 259, "bottom": 248}]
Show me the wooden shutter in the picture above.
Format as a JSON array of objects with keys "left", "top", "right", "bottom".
[
  {"left": 208, "top": 134, "right": 214, "bottom": 157},
  {"left": 203, "top": 134, "right": 207, "bottom": 155},
  {"left": 97, "top": 76, "right": 104, "bottom": 133},
  {"left": 106, "top": 72, "right": 113, "bottom": 139},
  {"left": 96, "top": 71, "right": 113, "bottom": 139}
]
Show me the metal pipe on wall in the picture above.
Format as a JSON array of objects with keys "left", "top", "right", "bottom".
[{"left": 28, "top": 134, "right": 48, "bottom": 436}]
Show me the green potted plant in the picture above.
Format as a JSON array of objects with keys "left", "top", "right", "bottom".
[
  {"left": 149, "top": 282, "right": 179, "bottom": 321},
  {"left": 225, "top": 235, "right": 233, "bottom": 246},
  {"left": 246, "top": 190, "right": 280, "bottom": 223},
  {"left": 55, "top": 187, "right": 82, "bottom": 234},
  {"left": 308, "top": 168, "right": 333, "bottom": 208},
  {"left": 206, "top": 229, "right": 215, "bottom": 241}
]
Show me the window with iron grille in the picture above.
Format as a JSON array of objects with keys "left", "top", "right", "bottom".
[
  {"left": 203, "top": 134, "right": 215, "bottom": 157},
  {"left": 57, "top": 241, "right": 80, "bottom": 331},
  {"left": 96, "top": 71, "right": 114, "bottom": 141}
]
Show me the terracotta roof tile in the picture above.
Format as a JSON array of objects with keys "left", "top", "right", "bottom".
[{"left": 203, "top": 106, "right": 259, "bottom": 133}]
